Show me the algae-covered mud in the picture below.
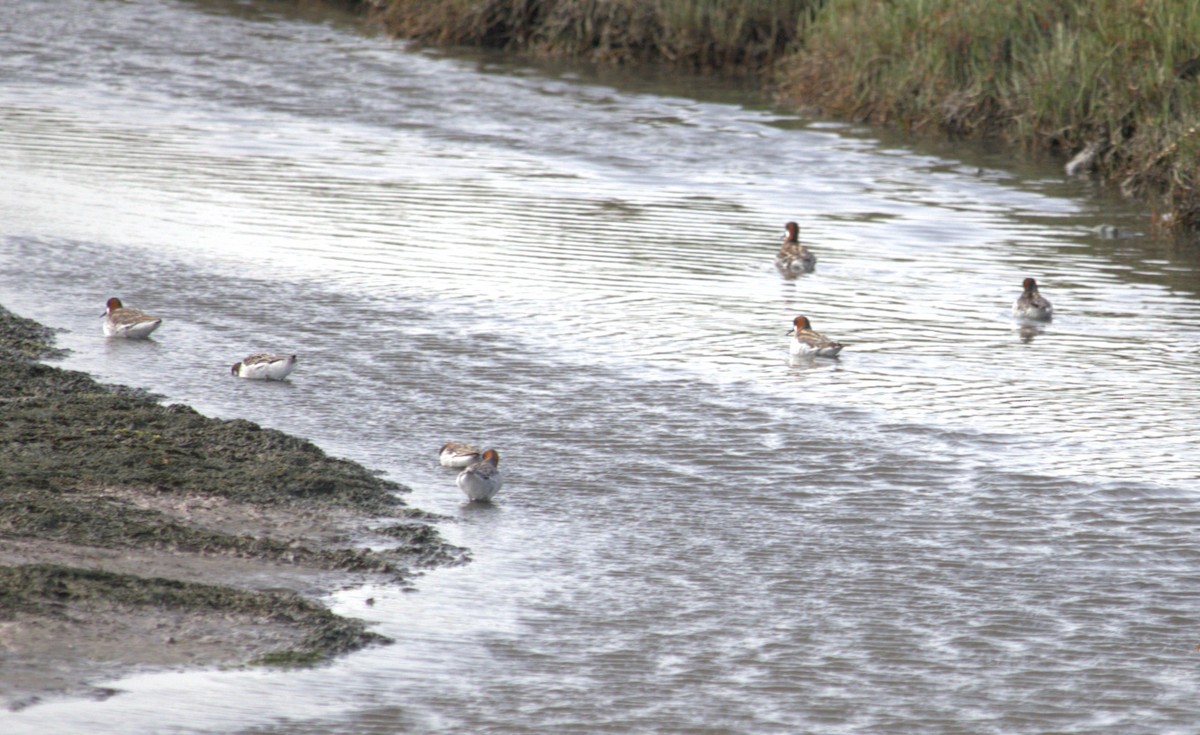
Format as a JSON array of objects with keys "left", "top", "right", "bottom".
[{"left": 0, "top": 304, "right": 462, "bottom": 710}]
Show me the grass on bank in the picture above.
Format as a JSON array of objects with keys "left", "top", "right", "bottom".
[
  {"left": 374, "top": 0, "right": 817, "bottom": 71},
  {"left": 780, "top": 0, "right": 1200, "bottom": 229}
]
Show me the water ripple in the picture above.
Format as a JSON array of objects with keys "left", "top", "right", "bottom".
[{"left": 1, "top": 0, "right": 1200, "bottom": 733}]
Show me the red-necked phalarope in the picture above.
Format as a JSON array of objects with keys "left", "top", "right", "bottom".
[
  {"left": 231, "top": 353, "right": 298, "bottom": 380},
  {"left": 101, "top": 297, "right": 162, "bottom": 339},
  {"left": 775, "top": 221, "right": 816, "bottom": 275},
  {"left": 788, "top": 315, "right": 843, "bottom": 358},
  {"left": 457, "top": 448, "right": 503, "bottom": 502},
  {"left": 1012, "top": 277, "right": 1053, "bottom": 320},
  {"left": 439, "top": 442, "right": 482, "bottom": 469}
]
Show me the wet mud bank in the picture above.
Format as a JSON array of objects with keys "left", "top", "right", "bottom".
[{"left": 0, "top": 304, "right": 464, "bottom": 710}]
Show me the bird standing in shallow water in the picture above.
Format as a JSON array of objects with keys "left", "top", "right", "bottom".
[
  {"left": 457, "top": 449, "right": 503, "bottom": 502},
  {"left": 101, "top": 297, "right": 162, "bottom": 339},
  {"left": 1012, "top": 277, "right": 1053, "bottom": 320},
  {"left": 788, "top": 315, "right": 844, "bottom": 358},
  {"left": 775, "top": 221, "right": 816, "bottom": 275},
  {"left": 231, "top": 353, "right": 298, "bottom": 380},
  {"left": 439, "top": 442, "right": 482, "bottom": 469}
]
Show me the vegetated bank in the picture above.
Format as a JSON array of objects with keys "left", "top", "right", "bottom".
[
  {"left": 368, "top": 0, "right": 810, "bottom": 70},
  {"left": 0, "top": 304, "right": 464, "bottom": 709},
  {"left": 351, "top": 0, "right": 1200, "bottom": 234}
]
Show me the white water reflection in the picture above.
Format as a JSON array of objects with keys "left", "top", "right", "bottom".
[{"left": 2, "top": 0, "right": 1200, "bottom": 733}]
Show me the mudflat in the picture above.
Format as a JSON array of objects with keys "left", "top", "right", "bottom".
[{"left": 0, "top": 304, "right": 462, "bottom": 710}]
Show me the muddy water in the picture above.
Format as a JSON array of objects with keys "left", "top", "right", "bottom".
[{"left": 2, "top": 0, "right": 1200, "bottom": 732}]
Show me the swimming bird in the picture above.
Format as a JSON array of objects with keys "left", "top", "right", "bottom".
[
  {"left": 1012, "top": 277, "right": 1053, "bottom": 320},
  {"left": 101, "top": 297, "right": 162, "bottom": 339},
  {"left": 456, "top": 449, "right": 503, "bottom": 502},
  {"left": 231, "top": 353, "right": 298, "bottom": 380},
  {"left": 788, "top": 315, "right": 844, "bottom": 358},
  {"left": 775, "top": 221, "right": 816, "bottom": 275},
  {"left": 439, "top": 442, "right": 482, "bottom": 469}
]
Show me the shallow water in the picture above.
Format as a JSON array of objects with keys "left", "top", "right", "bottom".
[{"left": 2, "top": 0, "right": 1200, "bottom": 732}]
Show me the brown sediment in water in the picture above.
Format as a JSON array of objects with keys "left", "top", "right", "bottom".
[{"left": 0, "top": 304, "right": 466, "bottom": 710}]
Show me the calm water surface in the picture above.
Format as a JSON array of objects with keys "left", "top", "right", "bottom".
[{"left": 2, "top": 1, "right": 1200, "bottom": 733}]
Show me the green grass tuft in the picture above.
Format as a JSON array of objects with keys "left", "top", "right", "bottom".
[{"left": 374, "top": 0, "right": 816, "bottom": 71}]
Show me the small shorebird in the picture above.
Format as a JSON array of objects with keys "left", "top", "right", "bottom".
[
  {"left": 1012, "top": 277, "right": 1053, "bottom": 320},
  {"left": 775, "top": 221, "right": 816, "bottom": 275},
  {"left": 101, "top": 297, "right": 162, "bottom": 339},
  {"left": 439, "top": 442, "right": 482, "bottom": 469},
  {"left": 231, "top": 353, "right": 298, "bottom": 380},
  {"left": 788, "top": 315, "right": 844, "bottom": 358},
  {"left": 456, "top": 449, "right": 503, "bottom": 502}
]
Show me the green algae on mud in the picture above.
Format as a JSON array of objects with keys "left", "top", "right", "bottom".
[
  {"left": 0, "top": 307, "right": 67, "bottom": 361},
  {"left": 0, "top": 303, "right": 463, "bottom": 707},
  {"left": 0, "top": 563, "right": 387, "bottom": 666},
  {"left": 1, "top": 369, "right": 404, "bottom": 512}
]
